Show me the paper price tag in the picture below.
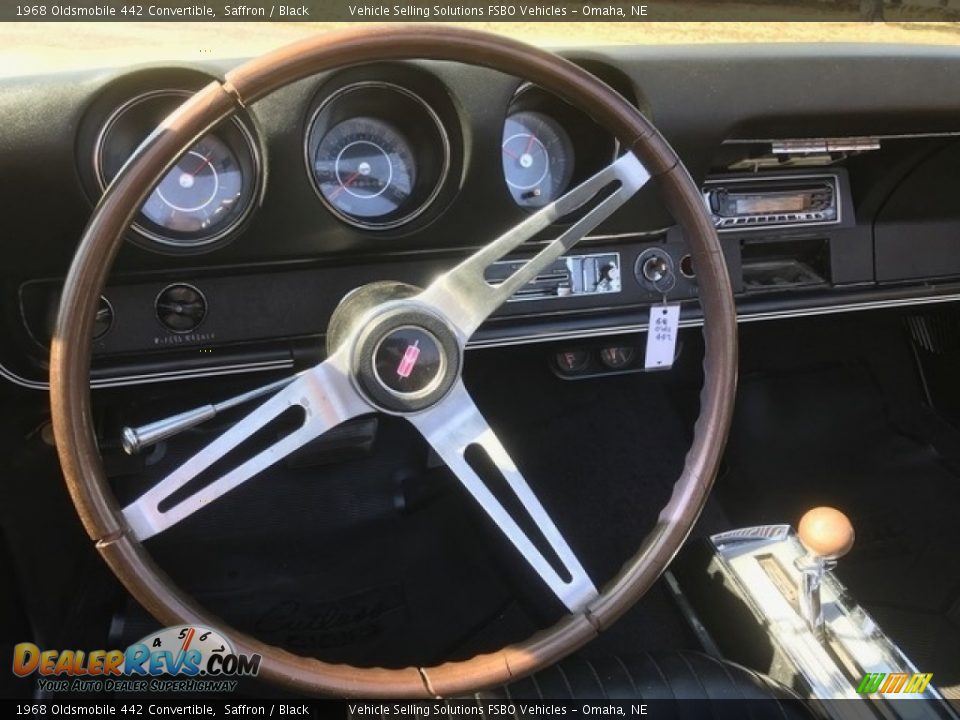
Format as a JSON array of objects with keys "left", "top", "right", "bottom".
[{"left": 644, "top": 304, "right": 680, "bottom": 370}]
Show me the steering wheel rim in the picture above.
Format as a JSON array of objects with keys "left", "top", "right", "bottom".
[{"left": 49, "top": 25, "right": 737, "bottom": 698}]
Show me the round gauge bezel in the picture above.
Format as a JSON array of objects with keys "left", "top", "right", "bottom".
[
  {"left": 94, "top": 89, "right": 262, "bottom": 250},
  {"left": 304, "top": 81, "right": 451, "bottom": 231},
  {"left": 502, "top": 109, "right": 576, "bottom": 208},
  {"left": 503, "top": 82, "right": 619, "bottom": 212}
]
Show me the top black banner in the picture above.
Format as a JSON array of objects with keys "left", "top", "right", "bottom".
[{"left": 3, "top": 0, "right": 960, "bottom": 22}]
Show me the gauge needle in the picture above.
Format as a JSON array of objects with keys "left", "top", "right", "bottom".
[
  {"left": 187, "top": 153, "right": 213, "bottom": 179},
  {"left": 174, "top": 627, "right": 195, "bottom": 673},
  {"left": 329, "top": 170, "right": 361, "bottom": 200},
  {"left": 524, "top": 132, "right": 537, "bottom": 155},
  {"left": 502, "top": 145, "right": 519, "bottom": 160}
]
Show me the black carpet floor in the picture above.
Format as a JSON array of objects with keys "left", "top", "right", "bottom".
[
  {"left": 717, "top": 323, "right": 960, "bottom": 701},
  {"left": 110, "top": 339, "right": 702, "bottom": 671}
]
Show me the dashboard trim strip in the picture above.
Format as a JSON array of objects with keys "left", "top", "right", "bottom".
[
  {"left": 469, "top": 292, "right": 960, "bottom": 348},
  {"left": 5, "top": 291, "right": 960, "bottom": 391},
  {"left": 0, "top": 358, "right": 294, "bottom": 391}
]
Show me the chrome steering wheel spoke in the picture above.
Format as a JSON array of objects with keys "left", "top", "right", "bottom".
[
  {"left": 418, "top": 152, "right": 650, "bottom": 340},
  {"left": 407, "top": 381, "right": 597, "bottom": 612},
  {"left": 119, "top": 155, "right": 646, "bottom": 599},
  {"left": 121, "top": 348, "right": 372, "bottom": 541}
]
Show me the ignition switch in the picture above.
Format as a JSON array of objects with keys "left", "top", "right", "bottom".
[{"left": 635, "top": 248, "right": 676, "bottom": 294}]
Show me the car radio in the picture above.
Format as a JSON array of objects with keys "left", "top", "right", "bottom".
[{"left": 703, "top": 173, "right": 840, "bottom": 231}]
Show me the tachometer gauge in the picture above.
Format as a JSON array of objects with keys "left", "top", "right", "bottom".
[
  {"left": 502, "top": 111, "right": 574, "bottom": 209},
  {"left": 311, "top": 117, "right": 416, "bottom": 222},
  {"left": 95, "top": 89, "right": 260, "bottom": 251},
  {"left": 140, "top": 135, "right": 243, "bottom": 235}
]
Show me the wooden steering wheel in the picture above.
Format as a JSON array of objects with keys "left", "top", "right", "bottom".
[{"left": 49, "top": 25, "right": 737, "bottom": 697}]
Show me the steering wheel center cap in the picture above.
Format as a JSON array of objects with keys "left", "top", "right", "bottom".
[{"left": 353, "top": 309, "right": 461, "bottom": 413}]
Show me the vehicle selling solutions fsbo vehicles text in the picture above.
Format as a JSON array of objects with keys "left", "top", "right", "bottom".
[{"left": 347, "top": 5, "right": 648, "bottom": 18}]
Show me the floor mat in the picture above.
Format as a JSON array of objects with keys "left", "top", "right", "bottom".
[{"left": 718, "top": 363, "right": 960, "bottom": 700}]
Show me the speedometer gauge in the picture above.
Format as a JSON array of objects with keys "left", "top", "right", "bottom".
[
  {"left": 502, "top": 111, "right": 574, "bottom": 208},
  {"left": 304, "top": 82, "right": 451, "bottom": 230},
  {"left": 311, "top": 117, "right": 416, "bottom": 222}
]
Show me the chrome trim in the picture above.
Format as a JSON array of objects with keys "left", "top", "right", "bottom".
[
  {"left": 708, "top": 528, "right": 954, "bottom": 714},
  {"left": 466, "top": 291, "right": 960, "bottom": 349},
  {"left": 121, "top": 347, "right": 369, "bottom": 541},
  {"left": 6, "top": 291, "right": 960, "bottom": 391},
  {"left": 771, "top": 137, "right": 881, "bottom": 155},
  {"left": 703, "top": 172, "right": 842, "bottom": 233},
  {"left": 726, "top": 131, "right": 960, "bottom": 144},
  {"left": 121, "top": 373, "right": 300, "bottom": 454},
  {"left": 90, "top": 359, "right": 294, "bottom": 388},
  {"left": 0, "top": 358, "right": 295, "bottom": 392},
  {"left": 93, "top": 88, "right": 262, "bottom": 250},
  {"left": 711, "top": 524, "right": 791, "bottom": 546},
  {"left": 407, "top": 379, "right": 598, "bottom": 612},
  {"left": 303, "top": 81, "right": 451, "bottom": 231},
  {"left": 486, "top": 251, "right": 623, "bottom": 303},
  {"left": 418, "top": 153, "right": 649, "bottom": 341}
]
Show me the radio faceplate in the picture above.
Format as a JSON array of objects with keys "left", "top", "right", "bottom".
[{"left": 703, "top": 173, "right": 842, "bottom": 232}]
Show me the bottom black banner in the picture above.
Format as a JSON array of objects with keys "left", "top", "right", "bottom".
[{"left": 6, "top": 698, "right": 958, "bottom": 720}]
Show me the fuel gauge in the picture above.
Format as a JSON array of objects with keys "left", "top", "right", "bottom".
[{"left": 555, "top": 349, "right": 590, "bottom": 374}]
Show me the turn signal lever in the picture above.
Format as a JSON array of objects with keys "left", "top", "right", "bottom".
[
  {"left": 796, "top": 506, "right": 855, "bottom": 637},
  {"left": 120, "top": 374, "right": 300, "bottom": 455}
]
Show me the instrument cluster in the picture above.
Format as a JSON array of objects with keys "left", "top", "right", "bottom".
[{"left": 78, "top": 68, "right": 618, "bottom": 255}]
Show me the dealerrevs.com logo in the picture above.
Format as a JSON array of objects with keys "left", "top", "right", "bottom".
[{"left": 12, "top": 626, "right": 261, "bottom": 693}]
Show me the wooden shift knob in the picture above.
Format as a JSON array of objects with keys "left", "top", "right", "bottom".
[{"left": 798, "top": 506, "right": 855, "bottom": 560}]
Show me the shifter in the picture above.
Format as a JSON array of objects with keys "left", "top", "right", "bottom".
[
  {"left": 796, "top": 506, "right": 855, "bottom": 637},
  {"left": 685, "top": 509, "right": 951, "bottom": 709}
]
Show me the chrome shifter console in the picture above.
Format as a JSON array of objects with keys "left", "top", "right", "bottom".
[{"left": 700, "top": 524, "right": 956, "bottom": 719}]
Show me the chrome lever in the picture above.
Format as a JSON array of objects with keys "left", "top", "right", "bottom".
[{"left": 120, "top": 373, "right": 301, "bottom": 455}]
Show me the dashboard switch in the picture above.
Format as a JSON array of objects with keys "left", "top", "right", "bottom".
[{"left": 155, "top": 283, "right": 207, "bottom": 334}]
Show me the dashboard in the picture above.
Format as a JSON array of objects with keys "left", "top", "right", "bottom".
[{"left": 4, "top": 44, "right": 960, "bottom": 389}]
